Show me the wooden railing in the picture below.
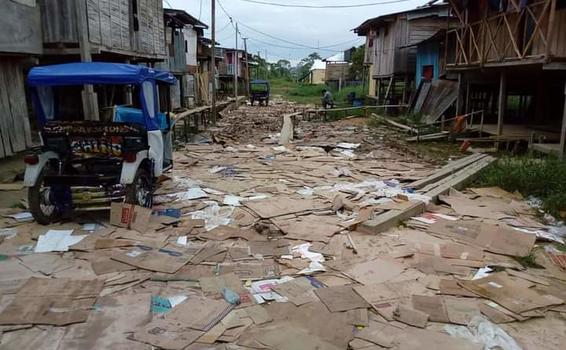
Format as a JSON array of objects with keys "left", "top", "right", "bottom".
[{"left": 447, "top": 0, "right": 556, "bottom": 67}]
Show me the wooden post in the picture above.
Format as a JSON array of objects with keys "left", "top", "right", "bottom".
[
  {"left": 210, "top": 0, "right": 217, "bottom": 125},
  {"left": 76, "top": 0, "right": 99, "bottom": 121},
  {"left": 560, "top": 81, "right": 566, "bottom": 160},
  {"left": 402, "top": 75, "right": 409, "bottom": 104},
  {"left": 455, "top": 73, "right": 463, "bottom": 115},
  {"left": 243, "top": 37, "right": 250, "bottom": 97},
  {"left": 234, "top": 23, "right": 238, "bottom": 99},
  {"left": 465, "top": 81, "right": 471, "bottom": 114},
  {"left": 497, "top": 71, "right": 507, "bottom": 137}
]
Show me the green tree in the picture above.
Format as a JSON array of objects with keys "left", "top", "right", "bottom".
[
  {"left": 348, "top": 45, "right": 365, "bottom": 80},
  {"left": 297, "top": 52, "right": 322, "bottom": 81}
]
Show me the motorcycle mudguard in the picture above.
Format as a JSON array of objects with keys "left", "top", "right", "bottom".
[
  {"left": 120, "top": 150, "right": 149, "bottom": 184},
  {"left": 23, "top": 151, "right": 59, "bottom": 187}
]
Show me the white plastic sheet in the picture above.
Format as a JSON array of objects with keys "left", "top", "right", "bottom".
[
  {"left": 444, "top": 316, "right": 522, "bottom": 350},
  {"left": 189, "top": 202, "right": 234, "bottom": 231}
]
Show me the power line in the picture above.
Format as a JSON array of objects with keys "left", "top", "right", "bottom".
[
  {"left": 247, "top": 36, "right": 341, "bottom": 52},
  {"left": 216, "top": 0, "right": 361, "bottom": 54},
  {"left": 319, "top": 38, "right": 364, "bottom": 49},
  {"left": 199, "top": 0, "right": 203, "bottom": 19},
  {"left": 237, "top": 0, "right": 412, "bottom": 8},
  {"left": 239, "top": 22, "right": 321, "bottom": 50},
  {"left": 216, "top": 20, "right": 233, "bottom": 34}
]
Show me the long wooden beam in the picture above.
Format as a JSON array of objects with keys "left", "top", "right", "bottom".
[
  {"left": 406, "top": 153, "right": 486, "bottom": 190},
  {"left": 560, "top": 81, "right": 566, "bottom": 160}
]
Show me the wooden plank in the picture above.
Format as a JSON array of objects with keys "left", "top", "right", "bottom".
[
  {"left": 406, "top": 131, "right": 450, "bottom": 142},
  {"left": 0, "top": 62, "right": 15, "bottom": 156},
  {"left": 497, "top": 72, "right": 506, "bottom": 136},
  {"left": 406, "top": 153, "right": 486, "bottom": 190},
  {"left": 371, "top": 113, "right": 418, "bottom": 133},
  {"left": 357, "top": 201, "right": 426, "bottom": 235},
  {"left": 423, "top": 156, "right": 496, "bottom": 203},
  {"left": 5, "top": 59, "right": 32, "bottom": 149},
  {"left": 413, "top": 80, "right": 431, "bottom": 113},
  {"left": 560, "top": 81, "right": 566, "bottom": 160}
]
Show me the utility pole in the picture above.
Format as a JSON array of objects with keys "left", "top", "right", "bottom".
[
  {"left": 76, "top": 0, "right": 99, "bottom": 121},
  {"left": 234, "top": 22, "right": 238, "bottom": 99},
  {"left": 257, "top": 51, "right": 261, "bottom": 81},
  {"left": 264, "top": 49, "right": 269, "bottom": 80},
  {"left": 210, "top": 0, "right": 216, "bottom": 124},
  {"left": 243, "top": 37, "right": 250, "bottom": 97}
]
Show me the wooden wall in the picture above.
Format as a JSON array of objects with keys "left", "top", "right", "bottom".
[
  {"left": 41, "top": 0, "right": 78, "bottom": 43},
  {"left": 0, "top": 58, "right": 33, "bottom": 158},
  {"left": 549, "top": 6, "right": 566, "bottom": 58},
  {"left": 0, "top": 0, "right": 43, "bottom": 54},
  {"left": 325, "top": 63, "right": 349, "bottom": 82},
  {"left": 87, "top": 0, "right": 132, "bottom": 52},
  {"left": 136, "top": 0, "right": 166, "bottom": 57},
  {"left": 41, "top": 0, "right": 166, "bottom": 58},
  {"left": 368, "top": 15, "right": 448, "bottom": 78}
]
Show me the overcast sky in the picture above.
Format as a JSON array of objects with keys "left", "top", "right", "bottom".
[{"left": 167, "top": 0, "right": 428, "bottom": 64}]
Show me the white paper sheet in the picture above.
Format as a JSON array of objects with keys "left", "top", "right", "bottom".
[
  {"left": 34, "top": 230, "right": 86, "bottom": 253},
  {"left": 8, "top": 212, "right": 33, "bottom": 222}
]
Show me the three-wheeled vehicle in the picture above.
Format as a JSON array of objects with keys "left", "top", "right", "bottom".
[
  {"left": 25, "top": 62, "right": 176, "bottom": 224},
  {"left": 250, "top": 80, "right": 270, "bottom": 106}
]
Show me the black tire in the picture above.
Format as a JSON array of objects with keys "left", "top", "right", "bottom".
[
  {"left": 125, "top": 167, "right": 154, "bottom": 208},
  {"left": 265, "top": 98, "right": 269, "bottom": 106},
  {"left": 28, "top": 170, "right": 61, "bottom": 225}
]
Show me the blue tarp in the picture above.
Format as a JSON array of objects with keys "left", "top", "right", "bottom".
[
  {"left": 28, "top": 62, "right": 176, "bottom": 86},
  {"left": 114, "top": 105, "right": 169, "bottom": 130}
]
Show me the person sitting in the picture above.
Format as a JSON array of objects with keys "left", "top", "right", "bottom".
[{"left": 321, "top": 89, "right": 335, "bottom": 109}]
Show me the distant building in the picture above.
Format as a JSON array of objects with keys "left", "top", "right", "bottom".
[
  {"left": 216, "top": 48, "right": 249, "bottom": 97},
  {"left": 355, "top": 3, "right": 454, "bottom": 104},
  {"left": 159, "top": 9, "right": 208, "bottom": 109},
  {"left": 324, "top": 52, "right": 350, "bottom": 91},
  {"left": 309, "top": 60, "right": 326, "bottom": 84}
]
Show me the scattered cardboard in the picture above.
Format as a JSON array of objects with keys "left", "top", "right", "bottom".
[
  {"left": 412, "top": 295, "right": 450, "bottom": 323},
  {"left": 272, "top": 277, "right": 318, "bottom": 306},
  {"left": 438, "top": 279, "right": 479, "bottom": 298},
  {"left": 342, "top": 258, "right": 406, "bottom": 285},
  {"left": 255, "top": 322, "right": 343, "bottom": 350},
  {"left": 393, "top": 305, "right": 428, "bottom": 328},
  {"left": 0, "top": 277, "right": 104, "bottom": 326},
  {"left": 428, "top": 220, "right": 536, "bottom": 257},
  {"left": 354, "top": 280, "right": 428, "bottom": 320},
  {"left": 198, "top": 273, "right": 246, "bottom": 294},
  {"left": 112, "top": 245, "right": 191, "bottom": 274},
  {"left": 354, "top": 325, "right": 396, "bottom": 348},
  {"left": 275, "top": 215, "right": 343, "bottom": 242},
  {"left": 59, "top": 293, "right": 152, "bottom": 349},
  {"left": 217, "top": 261, "right": 279, "bottom": 280},
  {"left": 243, "top": 197, "right": 329, "bottom": 219},
  {"left": 315, "top": 285, "right": 369, "bottom": 312},
  {"left": 133, "top": 318, "right": 204, "bottom": 350},
  {"left": 458, "top": 272, "right": 564, "bottom": 314},
  {"left": 398, "top": 328, "right": 482, "bottom": 350},
  {"left": 110, "top": 203, "right": 152, "bottom": 233},
  {"left": 94, "top": 238, "right": 135, "bottom": 249}
]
